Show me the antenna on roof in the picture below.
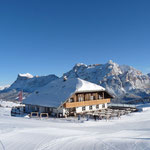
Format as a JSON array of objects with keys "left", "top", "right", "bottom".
[{"left": 63, "top": 76, "right": 68, "bottom": 81}]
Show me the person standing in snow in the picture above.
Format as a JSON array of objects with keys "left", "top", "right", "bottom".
[
  {"left": 94, "top": 115, "right": 97, "bottom": 121},
  {"left": 78, "top": 114, "right": 81, "bottom": 120},
  {"left": 86, "top": 114, "right": 89, "bottom": 121}
]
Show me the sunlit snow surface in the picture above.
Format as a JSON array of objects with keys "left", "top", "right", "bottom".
[
  {"left": 0, "top": 103, "right": 150, "bottom": 150},
  {"left": 24, "top": 78, "right": 105, "bottom": 107},
  {"left": 18, "top": 73, "right": 34, "bottom": 78},
  {"left": 0, "top": 85, "right": 10, "bottom": 91}
]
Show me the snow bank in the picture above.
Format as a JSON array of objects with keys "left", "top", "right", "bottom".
[
  {"left": 136, "top": 103, "right": 150, "bottom": 112},
  {"left": 0, "top": 100, "right": 24, "bottom": 108}
]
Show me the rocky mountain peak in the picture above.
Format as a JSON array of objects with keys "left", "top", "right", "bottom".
[
  {"left": 1, "top": 61, "right": 150, "bottom": 101},
  {"left": 63, "top": 61, "right": 150, "bottom": 99},
  {"left": 9, "top": 74, "right": 59, "bottom": 92},
  {"left": 18, "top": 73, "right": 33, "bottom": 78},
  {"left": 107, "top": 60, "right": 115, "bottom": 65},
  {"left": 75, "top": 63, "right": 87, "bottom": 67},
  {"left": 104, "top": 60, "right": 122, "bottom": 76}
]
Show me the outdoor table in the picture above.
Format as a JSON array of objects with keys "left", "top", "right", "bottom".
[
  {"left": 120, "top": 111, "right": 125, "bottom": 115},
  {"left": 86, "top": 113, "right": 93, "bottom": 115},
  {"left": 99, "top": 112, "right": 106, "bottom": 115},
  {"left": 99, "top": 114, "right": 106, "bottom": 119},
  {"left": 131, "top": 108, "right": 136, "bottom": 112},
  {"left": 102, "top": 114, "right": 111, "bottom": 121},
  {"left": 114, "top": 109, "right": 119, "bottom": 111},
  {"left": 93, "top": 113, "right": 99, "bottom": 116},
  {"left": 106, "top": 110, "right": 113, "bottom": 112},
  {"left": 105, "top": 112, "right": 111, "bottom": 115},
  {"left": 110, "top": 113, "right": 118, "bottom": 119},
  {"left": 125, "top": 110, "right": 132, "bottom": 114},
  {"left": 106, "top": 109, "right": 112, "bottom": 111}
]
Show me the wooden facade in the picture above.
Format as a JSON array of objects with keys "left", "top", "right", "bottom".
[
  {"left": 25, "top": 90, "right": 112, "bottom": 117},
  {"left": 64, "top": 98, "right": 110, "bottom": 108},
  {"left": 63, "top": 91, "right": 111, "bottom": 109}
]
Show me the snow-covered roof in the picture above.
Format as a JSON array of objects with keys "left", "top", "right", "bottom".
[{"left": 24, "top": 78, "right": 106, "bottom": 108}]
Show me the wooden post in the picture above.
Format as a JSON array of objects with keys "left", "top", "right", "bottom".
[
  {"left": 96, "top": 92, "right": 98, "bottom": 100},
  {"left": 76, "top": 94, "right": 78, "bottom": 102},
  {"left": 103, "top": 92, "right": 104, "bottom": 99},
  {"left": 74, "top": 94, "right": 77, "bottom": 102}
]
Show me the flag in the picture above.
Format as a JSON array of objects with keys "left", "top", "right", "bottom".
[{"left": 18, "top": 90, "right": 23, "bottom": 102}]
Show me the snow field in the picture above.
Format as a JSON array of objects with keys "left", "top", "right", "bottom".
[{"left": 0, "top": 104, "right": 150, "bottom": 150}]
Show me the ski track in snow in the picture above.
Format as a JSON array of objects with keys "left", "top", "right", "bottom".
[{"left": 0, "top": 107, "right": 150, "bottom": 150}]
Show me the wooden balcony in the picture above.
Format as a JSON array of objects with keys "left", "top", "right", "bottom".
[{"left": 64, "top": 99, "right": 111, "bottom": 108}]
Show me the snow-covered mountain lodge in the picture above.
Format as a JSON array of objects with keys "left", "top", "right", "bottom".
[{"left": 24, "top": 78, "right": 113, "bottom": 116}]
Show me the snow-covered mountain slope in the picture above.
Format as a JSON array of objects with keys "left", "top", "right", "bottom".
[
  {"left": 9, "top": 73, "right": 59, "bottom": 92},
  {"left": 0, "top": 85, "right": 10, "bottom": 91},
  {"left": 63, "top": 60, "right": 150, "bottom": 99},
  {"left": 147, "top": 73, "right": 150, "bottom": 77},
  {"left": 0, "top": 89, "right": 29, "bottom": 101},
  {"left": 0, "top": 73, "right": 59, "bottom": 101},
  {"left": 1, "top": 61, "right": 150, "bottom": 102}
]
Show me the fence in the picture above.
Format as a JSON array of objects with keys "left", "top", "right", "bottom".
[{"left": 108, "top": 103, "right": 137, "bottom": 108}]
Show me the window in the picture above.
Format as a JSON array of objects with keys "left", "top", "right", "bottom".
[
  {"left": 102, "top": 104, "right": 105, "bottom": 108},
  {"left": 82, "top": 106, "right": 86, "bottom": 111},
  {"left": 69, "top": 98, "right": 74, "bottom": 102},
  {"left": 99, "top": 95, "right": 102, "bottom": 99},
  {"left": 89, "top": 105, "right": 93, "bottom": 110},
  {"left": 96, "top": 105, "right": 99, "bottom": 109},
  {"left": 78, "top": 97, "right": 83, "bottom": 102},
  {"left": 90, "top": 96, "right": 94, "bottom": 100}
]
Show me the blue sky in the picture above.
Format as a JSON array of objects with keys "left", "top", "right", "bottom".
[{"left": 0, "top": 0, "right": 150, "bottom": 85}]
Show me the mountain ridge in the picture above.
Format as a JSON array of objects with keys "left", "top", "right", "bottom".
[
  {"left": 0, "top": 74, "right": 59, "bottom": 101},
  {"left": 63, "top": 60, "right": 150, "bottom": 100},
  {"left": 0, "top": 60, "right": 150, "bottom": 101}
]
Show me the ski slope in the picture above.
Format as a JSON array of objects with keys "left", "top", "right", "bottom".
[{"left": 0, "top": 106, "right": 150, "bottom": 150}]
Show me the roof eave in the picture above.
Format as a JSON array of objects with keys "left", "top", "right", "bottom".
[{"left": 75, "top": 89, "right": 105, "bottom": 94}]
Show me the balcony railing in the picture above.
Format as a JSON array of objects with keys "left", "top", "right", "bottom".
[{"left": 64, "top": 98, "right": 110, "bottom": 108}]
